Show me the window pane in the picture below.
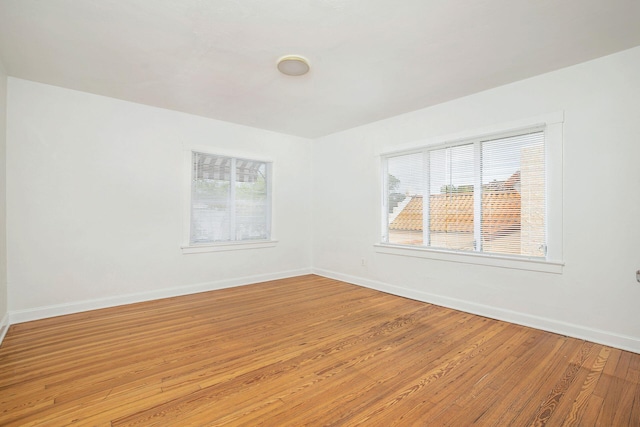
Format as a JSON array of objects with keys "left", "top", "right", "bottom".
[
  {"left": 191, "top": 153, "right": 231, "bottom": 243},
  {"left": 481, "top": 131, "right": 545, "bottom": 257},
  {"left": 189, "top": 152, "right": 271, "bottom": 245},
  {"left": 429, "top": 144, "right": 475, "bottom": 251},
  {"left": 387, "top": 152, "right": 423, "bottom": 245},
  {"left": 382, "top": 127, "right": 547, "bottom": 259},
  {"left": 235, "top": 160, "right": 268, "bottom": 241}
]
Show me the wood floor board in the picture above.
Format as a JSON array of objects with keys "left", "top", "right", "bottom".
[
  {"left": 432, "top": 326, "right": 532, "bottom": 409},
  {"left": 629, "top": 368, "right": 640, "bottom": 427},
  {"left": 425, "top": 330, "right": 564, "bottom": 426},
  {"left": 232, "top": 309, "right": 467, "bottom": 426},
  {"left": 515, "top": 341, "right": 598, "bottom": 426},
  {"left": 480, "top": 336, "right": 581, "bottom": 426},
  {"left": 533, "top": 342, "right": 604, "bottom": 427},
  {"left": 122, "top": 306, "right": 447, "bottom": 425},
  {"left": 1, "top": 274, "right": 639, "bottom": 426},
  {"left": 597, "top": 349, "right": 634, "bottom": 426}
]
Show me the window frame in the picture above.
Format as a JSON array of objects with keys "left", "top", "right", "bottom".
[
  {"left": 376, "top": 113, "right": 564, "bottom": 273},
  {"left": 181, "top": 146, "right": 277, "bottom": 254}
]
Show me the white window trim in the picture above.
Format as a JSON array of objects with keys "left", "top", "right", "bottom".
[
  {"left": 182, "top": 240, "right": 278, "bottom": 254},
  {"left": 377, "top": 112, "right": 564, "bottom": 273},
  {"left": 373, "top": 244, "right": 563, "bottom": 274},
  {"left": 181, "top": 145, "right": 277, "bottom": 254}
]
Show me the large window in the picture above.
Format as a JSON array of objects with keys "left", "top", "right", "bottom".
[
  {"left": 189, "top": 151, "right": 271, "bottom": 245},
  {"left": 383, "top": 127, "right": 546, "bottom": 259}
]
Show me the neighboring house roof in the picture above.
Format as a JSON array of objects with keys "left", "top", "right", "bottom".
[
  {"left": 390, "top": 171, "right": 523, "bottom": 233},
  {"left": 389, "top": 195, "right": 423, "bottom": 231},
  {"left": 389, "top": 191, "right": 522, "bottom": 237}
]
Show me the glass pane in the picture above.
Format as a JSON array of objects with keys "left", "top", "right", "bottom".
[
  {"left": 190, "top": 153, "right": 231, "bottom": 243},
  {"left": 481, "top": 131, "right": 545, "bottom": 257},
  {"left": 387, "top": 153, "right": 423, "bottom": 245},
  {"left": 235, "top": 160, "right": 269, "bottom": 241},
  {"left": 429, "top": 144, "right": 475, "bottom": 251}
]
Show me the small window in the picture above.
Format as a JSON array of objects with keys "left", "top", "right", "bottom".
[
  {"left": 189, "top": 152, "right": 271, "bottom": 245},
  {"left": 383, "top": 128, "right": 546, "bottom": 259}
]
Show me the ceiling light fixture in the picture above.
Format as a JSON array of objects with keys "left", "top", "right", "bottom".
[{"left": 277, "top": 55, "right": 310, "bottom": 76}]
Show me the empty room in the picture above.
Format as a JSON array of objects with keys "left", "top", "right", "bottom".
[{"left": 1, "top": 0, "right": 640, "bottom": 425}]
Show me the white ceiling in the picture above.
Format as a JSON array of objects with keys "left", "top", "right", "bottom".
[{"left": 1, "top": 0, "right": 639, "bottom": 139}]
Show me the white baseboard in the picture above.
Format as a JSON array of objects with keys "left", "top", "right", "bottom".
[
  {"left": 9, "top": 268, "right": 313, "bottom": 325},
  {"left": 0, "top": 312, "right": 9, "bottom": 346},
  {"left": 313, "top": 268, "right": 640, "bottom": 355}
]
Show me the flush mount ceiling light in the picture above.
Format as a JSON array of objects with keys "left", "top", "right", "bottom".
[{"left": 277, "top": 55, "right": 310, "bottom": 76}]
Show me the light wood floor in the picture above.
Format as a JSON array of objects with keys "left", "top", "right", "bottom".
[{"left": 1, "top": 275, "right": 638, "bottom": 426}]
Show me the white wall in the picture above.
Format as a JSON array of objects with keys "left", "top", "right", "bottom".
[
  {"left": 0, "top": 60, "right": 8, "bottom": 339},
  {"left": 6, "top": 79, "right": 313, "bottom": 321},
  {"left": 312, "top": 46, "right": 640, "bottom": 352}
]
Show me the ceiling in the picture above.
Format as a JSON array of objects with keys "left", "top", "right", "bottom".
[{"left": 1, "top": 0, "right": 639, "bottom": 139}]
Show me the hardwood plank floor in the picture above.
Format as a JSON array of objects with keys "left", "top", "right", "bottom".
[{"left": 0, "top": 275, "right": 638, "bottom": 426}]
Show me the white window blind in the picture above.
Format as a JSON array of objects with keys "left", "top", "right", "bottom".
[
  {"left": 386, "top": 152, "right": 424, "bottom": 244},
  {"left": 190, "top": 152, "right": 270, "bottom": 244},
  {"left": 428, "top": 143, "right": 476, "bottom": 251},
  {"left": 481, "top": 132, "right": 545, "bottom": 257},
  {"left": 385, "top": 128, "right": 546, "bottom": 258}
]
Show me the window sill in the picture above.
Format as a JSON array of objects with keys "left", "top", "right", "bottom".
[
  {"left": 374, "top": 243, "right": 564, "bottom": 274},
  {"left": 182, "top": 240, "right": 278, "bottom": 254}
]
